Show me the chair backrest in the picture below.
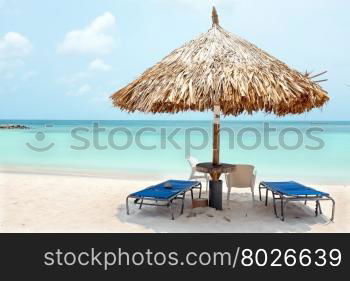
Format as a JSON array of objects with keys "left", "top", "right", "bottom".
[
  {"left": 186, "top": 156, "right": 198, "bottom": 171},
  {"left": 226, "top": 165, "right": 255, "bottom": 188}
]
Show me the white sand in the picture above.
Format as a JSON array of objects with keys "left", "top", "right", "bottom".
[{"left": 0, "top": 171, "right": 349, "bottom": 233}]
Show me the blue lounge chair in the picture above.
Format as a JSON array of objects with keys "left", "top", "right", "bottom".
[
  {"left": 259, "top": 181, "right": 335, "bottom": 221},
  {"left": 126, "top": 180, "right": 202, "bottom": 220}
]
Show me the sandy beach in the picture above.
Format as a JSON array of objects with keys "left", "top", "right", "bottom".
[{"left": 1, "top": 171, "right": 349, "bottom": 233}]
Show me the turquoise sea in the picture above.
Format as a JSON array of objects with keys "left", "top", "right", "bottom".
[{"left": 0, "top": 120, "right": 349, "bottom": 184}]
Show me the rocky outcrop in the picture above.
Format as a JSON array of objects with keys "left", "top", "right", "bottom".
[{"left": 0, "top": 124, "right": 30, "bottom": 129}]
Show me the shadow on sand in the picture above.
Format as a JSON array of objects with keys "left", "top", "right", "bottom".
[{"left": 116, "top": 191, "right": 332, "bottom": 233}]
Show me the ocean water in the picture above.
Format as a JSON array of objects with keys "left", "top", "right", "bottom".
[{"left": 0, "top": 120, "right": 349, "bottom": 184}]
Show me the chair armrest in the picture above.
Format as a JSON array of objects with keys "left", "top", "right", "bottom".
[
  {"left": 251, "top": 171, "right": 257, "bottom": 188},
  {"left": 225, "top": 173, "right": 231, "bottom": 187}
]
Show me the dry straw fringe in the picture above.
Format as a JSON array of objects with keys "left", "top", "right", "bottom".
[{"left": 111, "top": 8, "right": 329, "bottom": 116}]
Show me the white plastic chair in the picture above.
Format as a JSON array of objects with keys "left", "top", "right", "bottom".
[
  {"left": 225, "top": 165, "right": 256, "bottom": 201},
  {"left": 187, "top": 156, "right": 209, "bottom": 193}
]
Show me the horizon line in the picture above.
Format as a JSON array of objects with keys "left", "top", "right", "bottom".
[{"left": 1, "top": 119, "right": 349, "bottom": 122}]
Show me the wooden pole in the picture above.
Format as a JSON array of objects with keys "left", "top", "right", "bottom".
[
  {"left": 213, "top": 105, "right": 220, "bottom": 166},
  {"left": 210, "top": 105, "right": 221, "bottom": 181}
]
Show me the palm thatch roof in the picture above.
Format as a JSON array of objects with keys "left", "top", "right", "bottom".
[{"left": 111, "top": 7, "right": 329, "bottom": 116}]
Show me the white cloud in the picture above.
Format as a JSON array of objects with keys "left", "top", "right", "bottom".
[
  {"left": 59, "top": 71, "right": 90, "bottom": 85},
  {"left": 60, "top": 59, "right": 113, "bottom": 89},
  {"left": 22, "top": 70, "right": 37, "bottom": 81},
  {"left": 77, "top": 84, "right": 92, "bottom": 95},
  {"left": 66, "top": 84, "right": 92, "bottom": 96},
  {"left": 155, "top": 0, "right": 235, "bottom": 10},
  {"left": 0, "top": 32, "right": 32, "bottom": 79},
  {"left": 57, "top": 12, "right": 116, "bottom": 55},
  {"left": 88, "top": 59, "right": 112, "bottom": 71},
  {"left": 0, "top": 59, "right": 23, "bottom": 74},
  {"left": 88, "top": 91, "right": 110, "bottom": 104},
  {"left": 0, "top": 32, "right": 32, "bottom": 59}
]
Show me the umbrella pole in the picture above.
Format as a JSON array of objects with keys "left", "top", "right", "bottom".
[
  {"left": 209, "top": 105, "right": 223, "bottom": 210},
  {"left": 212, "top": 105, "right": 220, "bottom": 168}
]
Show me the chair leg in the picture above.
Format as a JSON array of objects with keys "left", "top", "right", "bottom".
[
  {"left": 318, "top": 201, "right": 323, "bottom": 215},
  {"left": 265, "top": 189, "right": 268, "bottom": 206},
  {"left": 330, "top": 197, "right": 335, "bottom": 222},
  {"left": 282, "top": 200, "right": 289, "bottom": 222},
  {"left": 126, "top": 196, "right": 130, "bottom": 215},
  {"left": 205, "top": 180, "right": 208, "bottom": 194},
  {"left": 139, "top": 198, "right": 144, "bottom": 209},
  {"left": 168, "top": 202, "right": 175, "bottom": 220},
  {"left": 181, "top": 193, "right": 186, "bottom": 215},
  {"left": 315, "top": 200, "right": 319, "bottom": 216},
  {"left": 272, "top": 193, "right": 278, "bottom": 217},
  {"left": 227, "top": 187, "right": 231, "bottom": 201},
  {"left": 259, "top": 184, "right": 262, "bottom": 201}
]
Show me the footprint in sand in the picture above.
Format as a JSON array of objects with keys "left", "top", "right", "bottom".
[
  {"left": 187, "top": 213, "right": 197, "bottom": 218},
  {"left": 223, "top": 216, "right": 231, "bottom": 222}
]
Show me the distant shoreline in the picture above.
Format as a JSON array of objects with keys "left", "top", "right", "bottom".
[
  {"left": 0, "top": 124, "right": 30, "bottom": 130},
  {"left": 0, "top": 165, "right": 174, "bottom": 181},
  {"left": 1, "top": 165, "right": 349, "bottom": 186},
  {"left": 1, "top": 119, "right": 349, "bottom": 123}
]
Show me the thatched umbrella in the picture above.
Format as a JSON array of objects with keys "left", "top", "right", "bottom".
[{"left": 111, "top": 7, "right": 329, "bottom": 209}]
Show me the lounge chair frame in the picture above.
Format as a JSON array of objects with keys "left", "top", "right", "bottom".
[
  {"left": 187, "top": 156, "right": 209, "bottom": 193},
  {"left": 259, "top": 182, "right": 335, "bottom": 222},
  {"left": 126, "top": 181, "right": 202, "bottom": 220}
]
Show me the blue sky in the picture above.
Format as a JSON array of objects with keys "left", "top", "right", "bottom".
[{"left": 0, "top": 0, "right": 349, "bottom": 120}]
